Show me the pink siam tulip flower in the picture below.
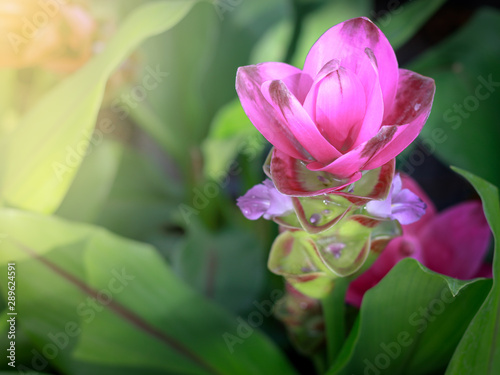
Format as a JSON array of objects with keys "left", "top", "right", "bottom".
[
  {"left": 237, "top": 179, "right": 294, "bottom": 220},
  {"left": 346, "top": 175, "right": 492, "bottom": 308},
  {"left": 236, "top": 17, "right": 435, "bottom": 194}
]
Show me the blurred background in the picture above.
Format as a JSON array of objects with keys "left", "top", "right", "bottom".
[{"left": 0, "top": 0, "right": 499, "bottom": 374}]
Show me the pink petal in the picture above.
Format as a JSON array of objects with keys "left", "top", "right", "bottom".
[
  {"left": 261, "top": 79, "right": 341, "bottom": 163},
  {"left": 270, "top": 148, "right": 357, "bottom": 196},
  {"left": 303, "top": 60, "right": 367, "bottom": 152},
  {"left": 420, "top": 201, "right": 492, "bottom": 280},
  {"left": 303, "top": 17, "right": 398, "bottom": 116},
  {"left": 363, "top": 69, "right": 436, "bottom": 170},
  {"left": 236, "top": 63, "right": 313, "bottom": 161},
  {"left": 308, "top": 125, "right": 407, "bottom": 178},
  {"left": 352, "top": 48, "right": 385, "bottom": 148}
]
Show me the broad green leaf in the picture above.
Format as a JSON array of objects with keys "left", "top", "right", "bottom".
[
  {"left": 96, "top": 144, "right": 183, "bottom": 259},
  {"left": 0, "top": 209, "right": 298, "bottom": 375},
  {"left": 327, "top": 259, "right": 491, "bottom": 375},
  {"left": 408, "top": 9, "right": 500, "bottom": 189},
  {"left": 202, "top": 99, "right": 265, "bottom": 181},
  {"left": 56, "top": 139, "right": 123, "bottom": 223},
  {"left": 56, "top": 139, "right": 184, "bottom": 261},
  {"left": 173, "top": 223, "right": 266, "bottom": 314},
  {"left": 201, "top": 0, "right": 291, "bottom": 121},
  {"left": 446, "top": 167, "right": 500, "bottom": 374},
  {"left": 135, "top": 1, "right": 217, "bottom": 154},
  {"left": 0, "top": 0, "right": 197, "bottom": 214},
  {"left": 376, "top": 0, "right": 447, "bottom": 50}
]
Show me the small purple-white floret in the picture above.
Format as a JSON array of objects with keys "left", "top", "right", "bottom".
[
  {"left": 237, "top": 179, "right": 294, "bottom": 220},
  {"left": 366, "top": 173, "right": 426, "bottom": 224}
]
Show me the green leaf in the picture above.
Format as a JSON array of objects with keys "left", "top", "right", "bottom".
[
  {"left": 407, "top": 8, "right": 500, "bottom": 189},
  {"left": 172, "top": 223, "right": 266, "bottom": 314},
  {"left": 56, "top": 139, "right": 123, "bottom": 223},
  {"left": 137, "top": 1, "right": 217, "bottom": 151},
  {"left": 0, "top": 0, "right": 197, "bottom": 214},
  {"left": 202, "top": 99, "right": 265, "bottom": 181},
  {"left": 251, "top": 0, "right": 371, "bottom": 66},
  {"left": 290, "top": 0, "right": 372, "bottom": 67},
  {"left": 56, "top": 139, "right": 184, "bottom": 261},
  {"left": 322, "top": 278, "right": 350, "bottom": 364},
  {"left": 376, "top": 0, "right": 447, "bottom": 50},
  {"left": 445, "top": 167, "right": 500, "bottom": 374},
  {"left": 327, "top": 259, "right": 491, "bottom": 375},
  {"left": 0, "top": 209, "right": 298, "bottom": 375},
  {"left": 95, "top": 144, "right": 184, "bottom": 259}
]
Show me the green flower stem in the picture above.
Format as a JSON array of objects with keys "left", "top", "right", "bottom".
[{"left": 322, "top": 277, "right": 350, "bottom": 366}]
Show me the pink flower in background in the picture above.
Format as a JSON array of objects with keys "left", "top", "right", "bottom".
[
  {"left": 346, "top": 174, "right": 492, "bottom": 308},
  {"left": 237, "top": 179, "right": 294, "bottom": 220},
  {"left": 236, "top": 17, "right": 435, "bottom": 191}
]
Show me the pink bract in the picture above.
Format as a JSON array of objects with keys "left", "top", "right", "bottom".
[{"left": 236, "top": 17, "right": 435, "bottom": 192}]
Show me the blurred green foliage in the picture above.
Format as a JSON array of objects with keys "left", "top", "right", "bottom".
[{"left": 1, "top": 0, "right": 500, "bottom": 374}]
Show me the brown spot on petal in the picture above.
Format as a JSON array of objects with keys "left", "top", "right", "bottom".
[
  {"left": 371, "top": 239, "right": 391, "bottom": 254},
  {"left": 236, "top": 67, "right": 311, "bottom": 159},
  {"left": 361, "top": 126, "right": 398, "bottom": 158},
  {"left": 384, "top": 71, "right": 435, "bottom": 124},
  {"left": 269, "top": 80, "right": 291, "bottom": 110},
  {"left": 296, "top": 274, "right": 319, "bottom": 282},
  {"left": 352, "top": 215, "right": 380, "bottom": 228},
  {"left": 341, "top": 18, "right": 380, "bottom": 46},
  {"left": 365, "top": 47, "right": 378, "bottom": 69},
  {"left": 335, "top": 70, "right": 343, "bottom": 96},
  {"left": 282, "top": 236, "right": 295, "bottom": 256}
]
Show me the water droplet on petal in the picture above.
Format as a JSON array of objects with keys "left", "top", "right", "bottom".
[
  {"left": 317, "top": 175, "right": 329, "bottom": 184},
  {"left": 326, "top": 243, "right": 345, "bottom": 259},
  {"left": 322, "top": 209, "right": 331, "bottom": 215},
  {"left": 310, "top": 213, "right": 321, "bottom": 225}
]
